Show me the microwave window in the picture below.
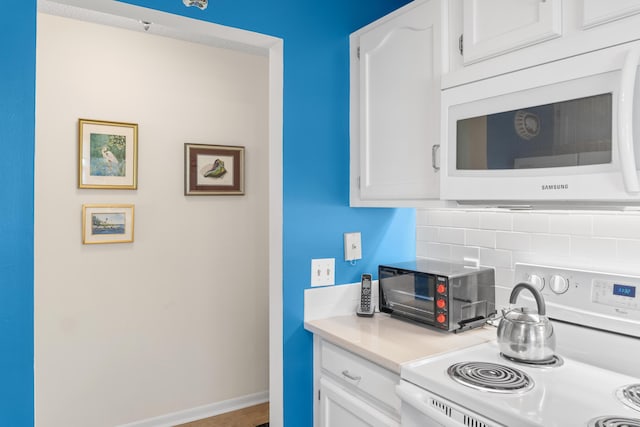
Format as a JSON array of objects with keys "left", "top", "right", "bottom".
[{"left": 456, "top": 93, "right": 612, "bottom": 170}]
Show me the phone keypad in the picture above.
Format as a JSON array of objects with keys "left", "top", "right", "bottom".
[{"left": 361, "top": 287, "right": 371, "bottom": 310}]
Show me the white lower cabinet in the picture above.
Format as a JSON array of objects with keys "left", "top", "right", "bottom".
[
  {"left": 315, "top": 339, "right": 400, "bottom": 427},
  {"left": 319, "top": 377, "right": 399, "bottom": 427}
]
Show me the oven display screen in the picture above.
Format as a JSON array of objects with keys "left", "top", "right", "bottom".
[{"left": 613, "top": 284, "right": 636, "bottom": 298}]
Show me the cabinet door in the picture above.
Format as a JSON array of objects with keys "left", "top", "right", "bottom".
[
  {"left": 462, "top": 0, "right": 561, "bottom": 64},
  {"left": 582, "top": 0, "right": 640, "bottom": 28},
  {"left": 356, "top": 0, "right": 441, "bottom": 203},
  {"left": 319, "top": 377, "right": 399, "bottom": 427}
]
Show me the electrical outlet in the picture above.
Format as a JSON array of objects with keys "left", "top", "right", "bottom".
[
  {"left": 344, "top": 232, "right": 362, "bottom": 261},
  {"left": 311, "top": 258, "right": 335, "bottom": 287}
]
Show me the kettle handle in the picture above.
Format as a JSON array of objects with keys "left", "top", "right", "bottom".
[{"left": 509, "top": 282, "right": 546, "bottom": 316}]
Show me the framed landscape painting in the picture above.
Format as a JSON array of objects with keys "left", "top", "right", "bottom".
[
  {"left": 78, "top": 119, "right": 138, "bottom": 189},
  {"left": 184, "top": 143, "right": 245, "bottom": 195},
  {"left": 82, "top": 204, "right": 135, "bottom": 244}
]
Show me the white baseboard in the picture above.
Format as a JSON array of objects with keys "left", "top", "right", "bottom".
[{"left": 118, "top": 391, "right": 269, "bottom": 427}]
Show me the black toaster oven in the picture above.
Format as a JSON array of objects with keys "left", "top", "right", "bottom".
[{"left": 378, "top": 259, "right": 495, "bottom": 332}]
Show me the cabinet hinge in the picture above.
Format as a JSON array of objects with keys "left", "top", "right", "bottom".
[
  {"left": 318, "top": 389, "right": 321, "bottom": 400},
  {"left": 458, "top": 34, "right": 464, "bottom": 55},
  {"left": 357, "top": 176, "right": 361, "bottom": 189},
  {"left": 357, "top": 46, "right": 360, "bottom": 59}
]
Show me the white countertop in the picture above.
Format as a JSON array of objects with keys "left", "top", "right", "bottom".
[{"left": 304, "top": 313, "right": 497, "bottom": 373}]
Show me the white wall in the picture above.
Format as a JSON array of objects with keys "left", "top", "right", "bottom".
[
  {"left": 416, "top": 208, "right": 640, "bottom": 306},
  {"left": 35, "top": 13, "right": 269, "bottom": 427}
]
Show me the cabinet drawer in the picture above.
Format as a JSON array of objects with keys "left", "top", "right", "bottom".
[{"left": 321, "top": 340, "right": 400, "bottom": 411}]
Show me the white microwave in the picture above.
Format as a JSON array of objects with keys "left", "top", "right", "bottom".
[{"left": 442, "top": 40, "right": 640, "bottom": 204}]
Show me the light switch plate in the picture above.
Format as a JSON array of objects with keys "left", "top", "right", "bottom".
[
  {"left": 311, "top": 258, "right": 335, "bottom": 287},
  {"left": 344, "top": 232, "right": 362, "bottom": 261}
]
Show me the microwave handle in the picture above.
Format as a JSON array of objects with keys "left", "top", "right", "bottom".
[
  {"left": 619, "top": 46, "right": 640, "bottom": 193},
  {"left": 431, "top": 144, "right": 440, "bottom": 171}
]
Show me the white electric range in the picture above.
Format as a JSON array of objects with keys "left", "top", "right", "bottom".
[{"left": 397, "top": 263, "right": 640, "bottom": 427}]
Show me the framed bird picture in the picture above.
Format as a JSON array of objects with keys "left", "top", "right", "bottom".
[
  {"left": 78, "top": 119, "right": 138, "bottom": 189},
  {"left": 184, "top": 143, "right": 245, "bottom": 195}
]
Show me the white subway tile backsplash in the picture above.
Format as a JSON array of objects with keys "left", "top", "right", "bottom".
[
  {"left": 593, "top": 213, "right": 640, "bottom": 239},
  {"left": 418, "top": 242, "right": 452, "bottom": 260},
  {"left": 465, "top": 229, "right": 496, "bottom": 248},
  {"left": 531, "top": 234, "right": 571, "bottom": 257},
  {"left": 479, "top": 248, "right": 512, "bottom": 268},
  {"left": 427, "top": 210, "right": 454, "bottom": 227},
  {"left": 416, "top": 226, "right": 438, "bottom": 242},
  {"left": 416, "top": 209, "right": 430, "bottom": 226},
  {"left": 451, "top": 245, "right": 480, "bottom": 261},
  {"left": 449, "top": 210, "right": 481, "bottom": 229},
  {"left": 416, "top": 208, "right": 640, "bottom": 285},
  {"left": 479, "top": 211, "right": 513, "bottom": 231},
  {"left": 493, "top": 268, "right": 515, "bottom": 288},
  {"left": 571, "top": 236, "right": 617, "bottom": 261},
  {"left": 548, "top": 213, "right": 592, "bottom": 236},
  {"left": 437, "top": 227, "right": 465, "bottom": 245},
  {"left": 496, "top": 231, "right": 532, "bottom": 252},
  {"left": 513, "top": 213, "right": 549, "bottom": 233},
  {"left": 616, "top": 239, "right": 640, "bottom": 265}
]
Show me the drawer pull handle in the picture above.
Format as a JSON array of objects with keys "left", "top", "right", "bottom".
[{"left": 341, "top": 370, "right": 361, "bottom": 382}]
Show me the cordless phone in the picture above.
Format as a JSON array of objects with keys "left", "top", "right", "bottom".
[{"left": 356, "top": 273, "right": 374, "bottom": 317}]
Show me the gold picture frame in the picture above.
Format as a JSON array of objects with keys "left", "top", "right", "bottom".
[
  {"left": 184, "top": 143, "right": 245, "bottom": 195},
  {"left": 78, "top": 119, "right": 138, "bottom": 189},
  {"left": 82, "top": 204, "right": 135, "bottom": 244}
]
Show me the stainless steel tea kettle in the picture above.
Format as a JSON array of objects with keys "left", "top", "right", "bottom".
[{"left": 497, "top": 282, "right": 555, "bottom": 362}]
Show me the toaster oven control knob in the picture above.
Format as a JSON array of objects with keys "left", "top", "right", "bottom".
[
  {"left": 528, "top": 274, "right": 545, "bottom": 291},
  {"left": 436, "top": 299, "right": 446, "bottom": 309},
  {"left": 436, "top": 313, "right": 446, "bottom": 324},
  {"left": 549, "top": 274, "right": 569, "bottom": 294},
  {"left": 436, "top": 283, "right": 446, "bottom": 294}
]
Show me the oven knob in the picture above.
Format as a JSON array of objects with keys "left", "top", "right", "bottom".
[
  {"left": 436, "top": 283, "right": 446, "bottom": 294},
  {"left": 527, "top": 274, "right": 545, "bottom": 291},
  {"left": 436, "top": 299, "right": 446, "bottom": 309},
  {"left": 436, "top": 313, "right": 446, "bottom": 324},
  {"left": 549, "top": 274, "right": 569, "bottom": 294}
]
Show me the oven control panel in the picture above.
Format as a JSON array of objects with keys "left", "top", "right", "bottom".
[
  {"left": 592, "top": 279, "right": 639, "bottom": 311},
  {"left": 514, "top": 263, "right": 640, "bottom": 338}
]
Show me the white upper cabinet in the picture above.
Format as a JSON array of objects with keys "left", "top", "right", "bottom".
[
  {"left": 445, "top": 0, "right": 640, "bottom": 88},
  {"left": 582, "top": 0, "right": 640, "bottom": 28},
  {"left": 462, "top": 0, "right": 562, "bottom": 64},
  {"left": 350, "top": 0, "right": 443, "bottom": 207}
]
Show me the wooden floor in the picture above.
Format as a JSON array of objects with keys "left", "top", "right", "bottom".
[{"left": 175, "top": 403, "right": 269, "bottom": 427}]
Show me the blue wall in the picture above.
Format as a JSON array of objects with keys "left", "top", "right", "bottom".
[
  {"left": 0, "top": 2, "right": 36, "bottom": 426},
  {"left": 0, "top": 1, "right": 415, "bottom": 425}
]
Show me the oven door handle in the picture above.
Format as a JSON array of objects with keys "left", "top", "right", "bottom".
[{"left": 619, "top": 46, "right": 640, "bottom": 193}]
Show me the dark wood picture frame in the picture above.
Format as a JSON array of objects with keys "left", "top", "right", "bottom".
[{"left": 184, "top": 143, "right": 245, "bottom": 195}]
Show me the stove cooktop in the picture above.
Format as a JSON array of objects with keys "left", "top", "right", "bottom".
[{"left": 401, "top": 341, "right": 640, "bottom": 427}]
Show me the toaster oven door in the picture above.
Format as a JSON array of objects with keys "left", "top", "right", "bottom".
[{"left": 379, "top": 267, "right": 437, "bottom": 325}]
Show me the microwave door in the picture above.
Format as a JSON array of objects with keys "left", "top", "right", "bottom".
[
  {"left": 442, "top": 41, "right": 640, "bottom": 202},
  {"left": 618, "top": 45, "right": 640, "bottom": 193}
]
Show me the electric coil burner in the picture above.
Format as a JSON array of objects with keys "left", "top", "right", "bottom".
[
  {"left": 618, "top": 384, "right": 640, "bottom": 412},
  {"left": 500, "top": 352, "right": 564, "bottom": 368},
  {"left": 588, "top": 416, "right": 640, "bottom": 427},
  {"left": 447, "top": 361, "right": 534, "bottom": 393},
  {"left": 398, "top": 263, "right": 640, "bottom": 427}
]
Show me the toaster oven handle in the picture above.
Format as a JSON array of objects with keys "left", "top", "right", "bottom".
[{"left": 619, "top": 46, "right": 640, "bottom": 193}]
